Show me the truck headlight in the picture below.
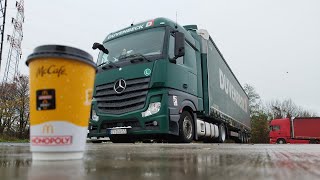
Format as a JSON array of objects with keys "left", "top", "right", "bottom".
[
  {"left": 141, "top": 102, "right": 161, "bottom": 117},
  {"left": 91, "top": 109, "right": 99, "bottom": 121}
]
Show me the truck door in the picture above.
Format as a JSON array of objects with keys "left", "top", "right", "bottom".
[
  {"left": 272, "top": 125, "right": 281, "bottom": 136},
  {"left": 274, "top": 124, "right": 290, "bottom": 138},
  {"left": 168, "top": 34, "right": 197, "bottom": 96}
]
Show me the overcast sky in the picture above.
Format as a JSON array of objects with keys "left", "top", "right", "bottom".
[{"left": 1, "top": 0, "right": 319, "bottom": 113}]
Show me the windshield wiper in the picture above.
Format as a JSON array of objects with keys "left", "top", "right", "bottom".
[
  {"left": 119, "top": 53, "right": 151, "bottom": 63},
  {"left": 98, "top": 61, "right": 119, "bottom": 69}
]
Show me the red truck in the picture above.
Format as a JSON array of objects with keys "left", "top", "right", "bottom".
[{"left": 269, "top": 117, "right": 320, "bottom": 144}]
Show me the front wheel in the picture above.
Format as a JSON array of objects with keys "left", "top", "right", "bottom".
[
  {"left": 277, "top": 139, "right": 286, "bottom": 144},
  {"left": 178, "top": 111, "right": 194, "bottom": 143}
]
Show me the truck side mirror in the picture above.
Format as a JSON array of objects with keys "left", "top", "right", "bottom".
[
  {"left": 92, "top": 42, "right": 109, "bottom": 54},
  {"left": 169, "top": 32, "right": 185, "bottom": 64},
  {"left": 174, "top": 32, "right": 185, "bottom": 58}
]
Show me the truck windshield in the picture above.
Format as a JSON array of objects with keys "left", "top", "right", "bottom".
[{"left": 97, "top": 27, "right": 165, "bottom": 66}]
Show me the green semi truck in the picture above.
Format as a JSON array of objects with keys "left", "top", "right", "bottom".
[{"left": 88, "top": 17, "right": 250, "bottom": 143}]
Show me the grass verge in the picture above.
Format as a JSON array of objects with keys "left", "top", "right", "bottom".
[{"left": 0, "top": 135, "right": 29, "bottom": 143}]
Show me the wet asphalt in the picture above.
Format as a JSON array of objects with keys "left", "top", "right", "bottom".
[{"left": 0, "top": 143, "right": 320, "bottom": 180}]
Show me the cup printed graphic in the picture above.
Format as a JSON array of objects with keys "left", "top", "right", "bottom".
[
  {"left": 42, "top": 124, "right": 54, "bottom": 134},
  {"left": 31, "top": 124, "right": 72, "bottom": 146},
  {"left": 36, "top": 89, "right": 56, "bottom": 110},
  {"left": 27, "top": 45, "right": 96, "bottom": 160}
]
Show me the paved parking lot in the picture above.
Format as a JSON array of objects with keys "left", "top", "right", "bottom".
[{"left": 0, "top": 143, "right": 320, "bottom": 180}]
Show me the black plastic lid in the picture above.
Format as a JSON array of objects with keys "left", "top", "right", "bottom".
[{"left": 26, "top": 45, "right": 96, "bottom": 69}]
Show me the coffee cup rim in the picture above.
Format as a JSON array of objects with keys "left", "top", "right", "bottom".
[{"left": 26, "top": 45, "right": 97, "bottom": 70}]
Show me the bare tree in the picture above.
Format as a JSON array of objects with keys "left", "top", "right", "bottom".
[
  {"left": 0, "top": 74, "right": 30, "bottom": 139},
  {"left": 0, "top": 83, "right": 18, "bottom": 135},
  {"left": 265, "top": 98, "right": 317, "bottom": 119},
  {"left": 244, "top": 84, "right": 262, "bottom": 117},
  {"left": 14, "top": 75, "right": 30, "bottom": 138}
]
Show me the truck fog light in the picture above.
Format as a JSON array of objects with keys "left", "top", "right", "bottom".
[
  {"left": 91, "top": 109, "right": 99, "bottom": 121},
  {"left": 141, "top": 102, "right": 161, "bottom": 117},
  {"left": 153, "top": 121, "right": 158, "bottom": 126}
]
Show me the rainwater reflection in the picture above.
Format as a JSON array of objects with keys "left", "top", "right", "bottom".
[{"left": 0, "top": 143, "right": 320, "bottom": 180}]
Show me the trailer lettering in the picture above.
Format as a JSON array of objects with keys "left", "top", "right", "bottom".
[{"left": 219, "top": 68, "right": 248, "bottom": 113}]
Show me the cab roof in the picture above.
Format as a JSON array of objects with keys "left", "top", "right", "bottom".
[{"left": 103, "top": 17, "right": 195, "bottom": 46}]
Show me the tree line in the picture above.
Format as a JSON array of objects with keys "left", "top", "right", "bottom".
[
  {"left": 244, "top": 84, "right": 318, "bottom": 144},
  {"left": 0, "top": 75, "right": 29, "bottom": 139}
]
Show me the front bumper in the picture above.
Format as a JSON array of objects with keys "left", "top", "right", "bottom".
[
  {"left": 269, "top": 138, "right": 277, "bottom": 144},
  {"left": 88, "top": 114, "right": 168, "bottom": 138},
  {"left": 88, "top": 90, "right": 170, "bottom": 138}
]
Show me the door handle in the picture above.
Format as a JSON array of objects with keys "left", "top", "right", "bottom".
[{"left": 183, "top": 84, "right": 188, "bottom": 89}]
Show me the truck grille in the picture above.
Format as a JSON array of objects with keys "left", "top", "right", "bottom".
[{"left": 95, "top": 77, "right": 150, "bottom": 114}]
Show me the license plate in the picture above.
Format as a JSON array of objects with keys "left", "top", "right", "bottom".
[
  {"left": 110, "top": 129, "right": 127, "bottom": 135},
  {"left": 90, "top": 137, "right": 97, "bottom": 140}
]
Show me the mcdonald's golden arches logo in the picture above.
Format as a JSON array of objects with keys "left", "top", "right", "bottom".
[
  {"left": 42, "top": 90, "right": 48, "bottom": 96},
  {"left": 42, "top": 124, "right": 54, "bottom": 134}
]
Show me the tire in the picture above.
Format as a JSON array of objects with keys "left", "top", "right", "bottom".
[
  {"left": 309, "top": 139, "right": 319, "bottom": 144},
  {"left": 235, "top": 132, "right": 242, "bottom": 143},
  {"left": 277, "top": 139, "right": 286, "bottom": 144},
  {"left": 242, "top": 133, "right": 245, "bottom": 143},
  {"left": 110, "top": 135, "right": 134, "bottom": 143},
  {"left": 178, "top": 111, "right": 194, "bottom": 143},
  {"left": 239, "top": 132, "right": 243, "bottom": 143},
  {"left": 243, "top": 134, "right": 248, "bottom": 144},
  {"left": 218, "top": 123, "right": 226, "bottom": 143}
]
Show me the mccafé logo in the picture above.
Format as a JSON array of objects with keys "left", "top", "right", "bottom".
[
  {"left": 36, "top": 65, "right": 67, "bottom": 78},
  {"left": 42, "top": 124, "right": 54, "bottom": 134}
]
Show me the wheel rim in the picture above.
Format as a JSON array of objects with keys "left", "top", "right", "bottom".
[
  {"left": 183, "top": 116, "right": 193, "bottom": 140},
  {"left": 279, "top": 140, "right": 284, "bottom": 144}
]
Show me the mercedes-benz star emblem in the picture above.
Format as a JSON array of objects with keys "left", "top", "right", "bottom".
[{"left": 114, "top": 79, "right": 126, "bottom": 94}]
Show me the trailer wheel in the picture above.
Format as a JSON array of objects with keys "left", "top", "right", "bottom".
[
  {"left": 242, "top": 133, "right": 246, "bottom": 143},
  {"left": 243, "top": 134, "right": 248, "bottom": 143},
  {"left": 238, "top": 132, "right": 243, "bottom": 143},
  {"left": 239, "top": 132, "right": 244, "bottom": 143},
  {"left": 178, "top": 111, "right": 194, "bottom": 143},
  {"left": 309, "top": 139, "right": 319, "bottom": 144},
  {"left": 277, "top": 138, "right": 286, "bottom": 144},
  {"left": 218, "top": 123, "right": 226, "bottom": 143},
  {"left": 235, "top": 132, "right": 242, "bottom": 143}
]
